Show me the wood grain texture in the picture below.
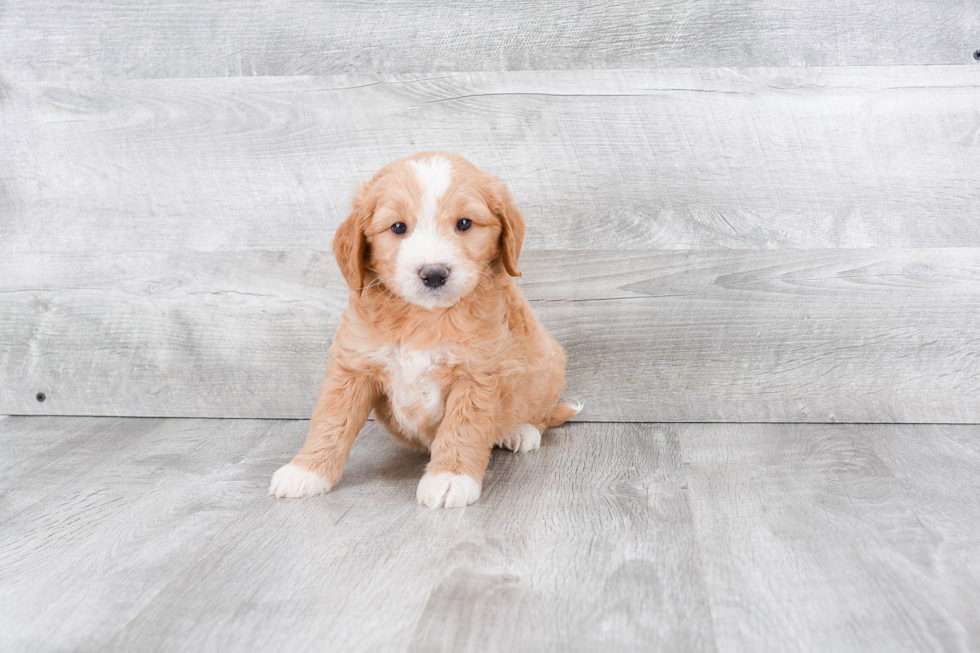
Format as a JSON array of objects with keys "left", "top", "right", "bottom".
[
  {"left": 3, "top": 417, "right": 978, "bottom": 652},
  {"left": 0, "top": 417, "right": 293, "bottom": 651},
  {"left": 679, "top": 423, "right": 980, "bottom": 653},
  {"left": 0, "top": 417, "right": 716, "bottom": 653},
  {"left": 2, "top": 1, "right": 977, "bottom": 81},
  {"left": 864, "top": 424, "right": 980, "bottom": 647},
  {"left": 2, "top": 247, "right": 979, "bottom": 421},
  {"left": 4, "top": 67, "right": 980, "bottom": 253}
]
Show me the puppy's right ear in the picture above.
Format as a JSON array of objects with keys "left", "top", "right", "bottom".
[{"left": 332, "top": 183, "right": 373, "bottom": 295}]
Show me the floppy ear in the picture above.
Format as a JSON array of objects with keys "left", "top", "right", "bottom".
[
  {"left": 332, "top": 184, "right": 373, "bottom": 294},
  {"left": 489, "top": 180, "right": 525, "bottom": 277}
]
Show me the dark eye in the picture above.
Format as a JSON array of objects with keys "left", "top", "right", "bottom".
[
  {"left": 390, "top": 222, "right": 407, "bottom": 235},
  {"left": 456, "top": 218, "right": 472, "bottom": 232}
]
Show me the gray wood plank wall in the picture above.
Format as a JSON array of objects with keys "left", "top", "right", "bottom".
[
  {"left": 2, "top": 4, "right": 979, "bottom": 421},
  {"left": 2, "top": 1, "right": 977, "bottom": 81},
  {"left": 3, "top": 248, "right": 980, "bottom": 421},
  {"left": 4, "top": 68, "right": 980, "bottom": 253}
]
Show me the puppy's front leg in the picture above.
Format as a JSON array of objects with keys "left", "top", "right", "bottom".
[
  {"left": 417, "top": 380, "right": 498, "bottom": 509},
  {"left": 269, "top": 360, "right": 378, "bottom": 498}
]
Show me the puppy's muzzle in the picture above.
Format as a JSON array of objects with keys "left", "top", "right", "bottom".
[{"left": 420, "top": 264, "right": 450, "bottom": 288}]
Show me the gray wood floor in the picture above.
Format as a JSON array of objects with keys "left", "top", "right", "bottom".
[{"left": 1, "top": 416, "right": 977, "bottom": 652}]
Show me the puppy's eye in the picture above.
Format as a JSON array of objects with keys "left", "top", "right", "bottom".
[
  {"left": 390, "top": 222, "right": 408, "bottom": 235},
  {"left": 456, "top": 218, "right": 473, "bottom": 232}
]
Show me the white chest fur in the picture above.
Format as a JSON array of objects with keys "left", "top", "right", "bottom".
[{"left": 371, "top": 346, "right": 450, "bottom": 435}]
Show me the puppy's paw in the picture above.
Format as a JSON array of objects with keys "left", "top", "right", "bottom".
[
  {"left": 416, "top": 472, "right": 481, "bottom": 509},
  {"left": 496, "top": 423, "right": 541, "bottom": 453},
  {"left": 269, "top": 463, "right": 334, "bottom": 498}
]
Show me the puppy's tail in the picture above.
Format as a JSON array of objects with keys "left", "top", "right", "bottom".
[{"left": 547, "top": 400, "right": 585, "bottom": 428}]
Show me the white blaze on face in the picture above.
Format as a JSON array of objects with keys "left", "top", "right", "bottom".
[{"left": 393, "top": 156, "right": 473, "bottom": 309}]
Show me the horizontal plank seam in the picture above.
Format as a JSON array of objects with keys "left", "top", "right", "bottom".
[
  {"left": 4, "top": 67, "right": 979, "bottom": 88},
  {"left": 3, "top": 414, "right": 980, "bottom": 426}
]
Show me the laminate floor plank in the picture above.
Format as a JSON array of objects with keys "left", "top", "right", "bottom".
[
  {"left": 679, "top": 423, "right": 980, "bottom": 653},
  {"left": 864, "top": 424, "right": 980, "bottom": 646},
  {"left": 2, "top": 418, "right": 978, "bottom": 652},
  {"left": 0, "top": 417, "right": 296, "bottom": 652},
  {"left": 0, "top": 418, "right": 714, "bottom": 653}
]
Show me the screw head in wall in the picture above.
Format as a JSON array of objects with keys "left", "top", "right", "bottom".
[
  {"left": 974, "top": 49, "right": 980, "bottom": 61},
  {"left": 36, "top": 392, "right": 46, "bottom": 402}
]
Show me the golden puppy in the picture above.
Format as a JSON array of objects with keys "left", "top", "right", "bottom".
[{"left": 269, "top": 152, "right": 581, "bottom": 509}]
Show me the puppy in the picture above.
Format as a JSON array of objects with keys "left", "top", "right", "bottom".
[{"left": 269, "top": 152, "right": 581, "bottom": 509}]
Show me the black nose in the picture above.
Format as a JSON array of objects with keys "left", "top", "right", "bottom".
[{"left": 420, "top": 264, "right": 450, "bottom": 288}]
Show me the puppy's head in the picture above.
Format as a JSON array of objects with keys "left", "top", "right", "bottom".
[{"left": 333, "top": 152, "right": 525, "bottom": 309}]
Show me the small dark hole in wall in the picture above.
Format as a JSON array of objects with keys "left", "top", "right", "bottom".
[
  {"left": 974, "top": 49, "right": 980, "bottom": 61},
  {"left": 36, "top": 392, "right": 46, "bottom": 402}
]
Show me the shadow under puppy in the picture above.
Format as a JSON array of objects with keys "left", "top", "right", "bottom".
[{"left": 270, "top": 151, "right": 581, "bottom": 509}]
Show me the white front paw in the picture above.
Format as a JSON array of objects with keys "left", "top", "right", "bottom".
[
  {"left": 416, "top": 472, "right": 481, "bottom": 509},
  {"left": 269, "top": 463, "right": 334, "bottom": 498},
  {"left": 496, "top": 423, "right": 541, "bottom": 453}
]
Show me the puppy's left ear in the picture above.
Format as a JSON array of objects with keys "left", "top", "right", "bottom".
[{"left": 489, "top": 180, "right": 525, "bottom": 277}]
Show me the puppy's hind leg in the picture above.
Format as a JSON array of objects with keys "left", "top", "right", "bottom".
[
  {"left": 496, "top": 423, "right": 542, "bottom": 453},
  {"left": 496, "top": 401, "right": 583, "bottom": 453},
  {"left": 547, "top": 400, "right": 584, "bottom": 428}
]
